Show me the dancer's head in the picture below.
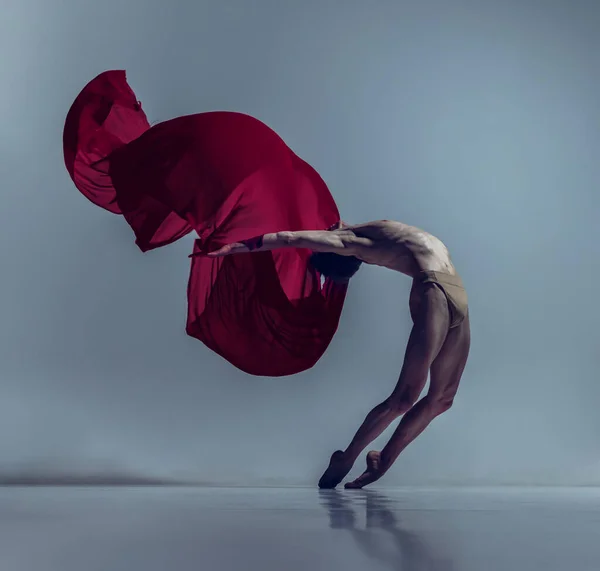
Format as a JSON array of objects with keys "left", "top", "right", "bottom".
[{"left": 310, "top": 252, "right": 363, "bottom": 284}]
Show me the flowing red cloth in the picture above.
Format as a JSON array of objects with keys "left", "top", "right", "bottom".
[{"left": 63, "top": 70, "right": 347, "bottom": 376}]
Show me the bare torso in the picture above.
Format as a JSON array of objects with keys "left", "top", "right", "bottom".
[{"left": 338, "top": 220, "right": 456, "bottom": 278}]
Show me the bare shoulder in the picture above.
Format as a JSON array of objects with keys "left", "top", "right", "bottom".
[{"left": 349, "top": 220, "right": 451, "bottom": 256}]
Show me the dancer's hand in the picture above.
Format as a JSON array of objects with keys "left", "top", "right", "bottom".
[
  {"left": 207, "top": 234, "right": 267, "bottom": 257},
  {"left": 207, "top": 241, "right": 253, "bottom": 257}
]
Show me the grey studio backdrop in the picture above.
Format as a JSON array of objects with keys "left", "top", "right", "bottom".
[{"left": 0, "top": 0, "right": 598, "bottom": 487}]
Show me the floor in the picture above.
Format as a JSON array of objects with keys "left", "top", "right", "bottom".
[{"left": 1, "top": 486, "right": 599, "bottom": 570}]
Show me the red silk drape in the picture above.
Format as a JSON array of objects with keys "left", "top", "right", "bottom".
[{"left": 63, "top": 70, "right": 346, "bottom": 376}]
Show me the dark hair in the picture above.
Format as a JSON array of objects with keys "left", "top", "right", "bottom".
[{"left": 310, "top": 252, "right": 363, "bottom": 284}]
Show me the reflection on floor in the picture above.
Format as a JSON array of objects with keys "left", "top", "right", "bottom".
[{"left": 1, "top": 486, "right": 600, "bottom": 570}]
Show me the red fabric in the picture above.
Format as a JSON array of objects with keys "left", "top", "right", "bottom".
[{"left": 63, "top": 70, "right": 347, "bottom": 376}]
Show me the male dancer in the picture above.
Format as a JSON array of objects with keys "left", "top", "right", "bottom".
[{"left": 208, "top": 220, "right": 470, "bottom": 489}]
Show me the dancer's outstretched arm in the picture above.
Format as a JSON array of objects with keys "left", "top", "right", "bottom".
[{"left": 206, "top": 229, "right": 372, "bottom": 258}]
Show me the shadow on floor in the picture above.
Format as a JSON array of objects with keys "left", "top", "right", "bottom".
[{"left": 319, "top": 489, "right": 456, "bottom": 570}]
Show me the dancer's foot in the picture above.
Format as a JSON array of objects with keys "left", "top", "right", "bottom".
[
  {"left": 344, "top": 450, "right": 385, "bottom": 489},
  {"left": 318, "top": 450, "right": 353, "bottom": 489}
]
